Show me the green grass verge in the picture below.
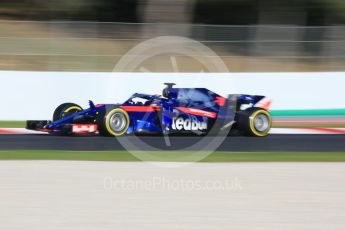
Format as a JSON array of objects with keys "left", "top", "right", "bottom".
[
  {"left": 0, "top": 151, "right": 344, "bottom": 162},
  {"left": 0, "top": 121, "right": 25, "bottom": 128}
]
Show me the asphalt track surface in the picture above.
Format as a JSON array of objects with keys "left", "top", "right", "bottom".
[
  {"left": 1, "top": 161, "right": 344, "bottom": 230},
  {"left": 0, "top": 134, "right": 344, "bottom": 151}
]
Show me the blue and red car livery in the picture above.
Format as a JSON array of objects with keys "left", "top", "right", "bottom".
[{"left": 27, "top": 83, "right": 272, "bottom": 137}]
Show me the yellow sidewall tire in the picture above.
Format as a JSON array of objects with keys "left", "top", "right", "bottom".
[
  {"left": 64, "top": 106, "right": 82, "bottom": 113},
  {"left": 249, "top": 110, "right": 272, "bottom": 137},
  {"left": 105, "top": 108, "right": 130, "bottom": 137}
]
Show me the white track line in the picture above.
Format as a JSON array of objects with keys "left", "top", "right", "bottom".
[{"left": 270, "top": 128, "right": 345, "bottom": 134}]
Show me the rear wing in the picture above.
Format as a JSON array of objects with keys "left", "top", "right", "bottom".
[{"left": 227, "top": 94, "right": 272, "bottom": 111}]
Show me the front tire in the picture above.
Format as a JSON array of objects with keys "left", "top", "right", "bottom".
[
  {"left": 237, "top": 107, "right": 272, "bottom": 137},
  {"left": 53, "top": 103, "right": 82, "bottom": 121},
  {"left": 97, "top": 107, "right": 130, "bottom": 137}
]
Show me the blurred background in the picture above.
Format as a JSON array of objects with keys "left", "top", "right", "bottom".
[{"left": 0, "top": 0, "right": 344, "bottom": 72}]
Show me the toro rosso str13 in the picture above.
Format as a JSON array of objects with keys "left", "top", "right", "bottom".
[{"left": 27, "top": 83, "right": 272, "bottom": 137}]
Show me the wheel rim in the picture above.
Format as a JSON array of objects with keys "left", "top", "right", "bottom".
[
  {"left": 253, "top": 113, "right": 270, "bottom": 132},
  {"left": 109, "top": 113, "right": 127, "bottom": 133}
]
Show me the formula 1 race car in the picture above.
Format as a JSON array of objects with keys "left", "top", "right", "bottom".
[{"left": 27, "top": 83, "right": 272, "bottom": 137}]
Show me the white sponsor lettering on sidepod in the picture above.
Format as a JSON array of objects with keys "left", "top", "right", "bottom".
[{"left": 172, "top": 116, "right": 207, "bottom": 131}]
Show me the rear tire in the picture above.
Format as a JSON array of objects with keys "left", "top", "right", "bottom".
[
  {"left": 97, "top": 106, "right": 130, "bottom": 137},
  {"left": 237, "top": 107, "right": 272, "bottom": 137},
  {"left": 53, "top": 103, "right": 82, "bottom": 121}
]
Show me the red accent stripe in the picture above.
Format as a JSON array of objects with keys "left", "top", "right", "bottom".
[
  {"left": 120, "top": 106, "right": 161, "bottom": 112},
  {"left": 175, "top": 107, "right": 217, "bottom": 118},
  {"left": 215, "top": 96, "right": 226, "bottom": 106},
  {"left": 72, "top": 124, "right": 98, "bottom": 134}
]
